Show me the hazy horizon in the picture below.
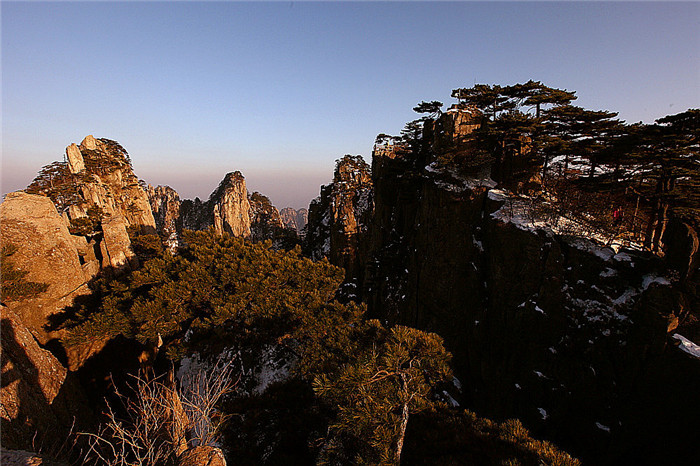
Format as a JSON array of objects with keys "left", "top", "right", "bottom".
[{"left": 3, "top": 1, "right": 699, "bottom": 209}]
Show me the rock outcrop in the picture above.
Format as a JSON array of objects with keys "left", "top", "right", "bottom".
[
  {"left": 249, "top": 192, "right": 284, "bottom": 241},
  {"left": 62, "top": 136, "right": 156, "bottom": 234},
  {"left": 0, "top": 306, "right": 92, "bottom": 452},
  {"left": 280, "top": 207, "right": 308, "bottom": 235},
  {"left": 304, "top": 155, "right": 373, "bottom": 282},
  {"left": 0, "top": 192, "right": 91, "bottom": 343},
  {"left": 0, "top": 448, "right": 68, "bottom": 466},
  {"left": 146, "top": 184, "right": 181, "bottom": 250},
  {"left": 180, "top": 172, "right": 251, "bottom": 237},
  {"left": 24, "top": 136, "right": 156, "bottom": 275},
  {"left": 212, "top": 172, "right": 251, "bottom": 237},
  {"left": 361, "top": 111, "right": 700, "bottom": 464}
]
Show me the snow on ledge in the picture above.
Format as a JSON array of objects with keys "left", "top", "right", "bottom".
[
  {"left": 672, "top": 334, "right": 700, "bottom": 359},
  {"left": 642, "top": 274, "right": 671, "bottom": 290}
]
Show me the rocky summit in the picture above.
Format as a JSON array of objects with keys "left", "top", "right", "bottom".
[{"left": 304, "top": 155, "right": 373, "bottom": 282}]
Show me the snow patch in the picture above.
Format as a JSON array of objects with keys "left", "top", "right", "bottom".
[
  {"left": 613, "top": 288, "right": 639, "bottom": 306},
  {"left": 595, "top": 422, "right": 611, "bottom": 433},
  {"left": 672, "top": 334, "right": 700, "bottom": 359},
  {"left": 642, "top": 275, "right": 671, "bottom": 290},
  {"left": 538, "top": 408, "right": 548, "bottom": 420},
  {"left": 442, "top": 390, "right": 460, "bottom": 407},
  {"left": 487, "top": 189, "right": 508, "bottom": 202},
  {"left": 613, "top": 252, "right": 633, "bottom": 262},
  {"left": 252, "top": 345, "right": 293, "bottom": 395}
]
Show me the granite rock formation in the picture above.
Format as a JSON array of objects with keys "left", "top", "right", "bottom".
[
  {"left": 63, "top": 135, "right": 156, "bottom": 234},
  {"left": 304, "top": 155, "right": 373, "bottom": 282},
  {"left": 0, "top": 306, "right": 92, "bottom": 451},
  {"left": 146, "top": 184, "right": 181, "bottom": 250},
  {"left": 170, "top": 172, "right": 292, "bottom": 244},
  {"left": 280, "top": 207, "right": 308, "bottom": 235},
  {"left": 249, "top": 191, "right": 284, "bottom": 241},
  {"left": 180, "top": 171, "right": 251, "bottom": 237},
  {"left": 0, "top": 192, "right": 92, "bottom": 343},
  {"left": 359, "top": 106, "right": 700, "bottom": 464},
  {"left": 24, "top": 135, "right": 154, "bottom": 275}
]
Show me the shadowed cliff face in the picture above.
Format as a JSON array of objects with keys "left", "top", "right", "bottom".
[
  {"left": 304, "top": 155, "right": 373, "bottom": 284},
  {"left": 362, "top": 121, "right": 700, "bottom": 464},
  {"left": 0, "top": 306, "right": 93, "bottom": 452}
]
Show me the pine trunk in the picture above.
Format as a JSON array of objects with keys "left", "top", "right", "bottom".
[
  {"left": 652, "top": 202, "right": 669, "bottom": 253},
  {"left": 395, "top": 401, "right": 409, "bottom": 465}
]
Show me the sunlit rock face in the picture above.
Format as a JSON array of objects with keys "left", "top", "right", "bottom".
[
  {"left": 146, "top": 184, "right": 183, "bottom": 252},
  {"left": 304, "top": 155, "right": 373, "bottom": 282},
  {"left": 0, "top": 192, "right": 91, "bottom": 342},
  {"left": 65, "top": 135, "right": 157, "bottom": 234},
  {"left": 249, "top": 191, "right": 284, "bottom": 241},
  {"left": 179, "top": 171, "right": 251, "bottom": 238}
]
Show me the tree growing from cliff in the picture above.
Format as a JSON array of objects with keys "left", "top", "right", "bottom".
[
  {"left": 448, "top": 82, "right": 578, "bottom": 185},
  {"left": 413, "top": 100, "right": 443, "bottom": 119},
  {"left": 314, "top": 325, "right": 452, "bottom": 465},
  {"left": 25, "top": 161, "right": 81, "bottom": 212},
  {"left": 626, "top": 109, "right": 700, "bottom": 251}
]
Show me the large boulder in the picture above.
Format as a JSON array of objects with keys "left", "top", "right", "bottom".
[
  {"left": 0, "top": 192, "right": 89, "bottom": 343},
  {"left": 0, "top": 306, "right": 92, "bottom": 451}
]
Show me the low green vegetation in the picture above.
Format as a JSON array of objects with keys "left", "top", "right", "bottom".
[{"left": 60, "top": 229, "right": 576, "bottom": 464}]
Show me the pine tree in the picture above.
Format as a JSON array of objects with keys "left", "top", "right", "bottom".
[{"left": 314, "top": 325, "right": 452, "bottom": 465}]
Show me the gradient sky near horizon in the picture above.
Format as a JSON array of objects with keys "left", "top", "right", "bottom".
[{"left": 2, "top": 1, "right": 699, "bottom": 209}]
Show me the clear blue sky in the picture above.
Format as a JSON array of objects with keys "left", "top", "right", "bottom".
[{"left": 2, "top": 1, "right": 698, "bottom": 209}]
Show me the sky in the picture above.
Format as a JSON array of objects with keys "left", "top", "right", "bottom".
[{"left": 2, "top": 1, "right": 699, "bottom": 209}]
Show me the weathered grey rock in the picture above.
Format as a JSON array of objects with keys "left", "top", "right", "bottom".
[
  {"left": 65, "top": 143, "right": 85, "bottom": 174},
  {"left": 177, "top": 446, "right": 226, "bottom": 466},
  {"left": 0, "top": 192, "right": 89, "bottom": 343},
  {"left": 0, "top": 306, "right": 93, "bottom": 452}
]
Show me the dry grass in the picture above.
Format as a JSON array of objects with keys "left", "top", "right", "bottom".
[{"left": 81, "top": 356, "right": 237, "bottom": 466}]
